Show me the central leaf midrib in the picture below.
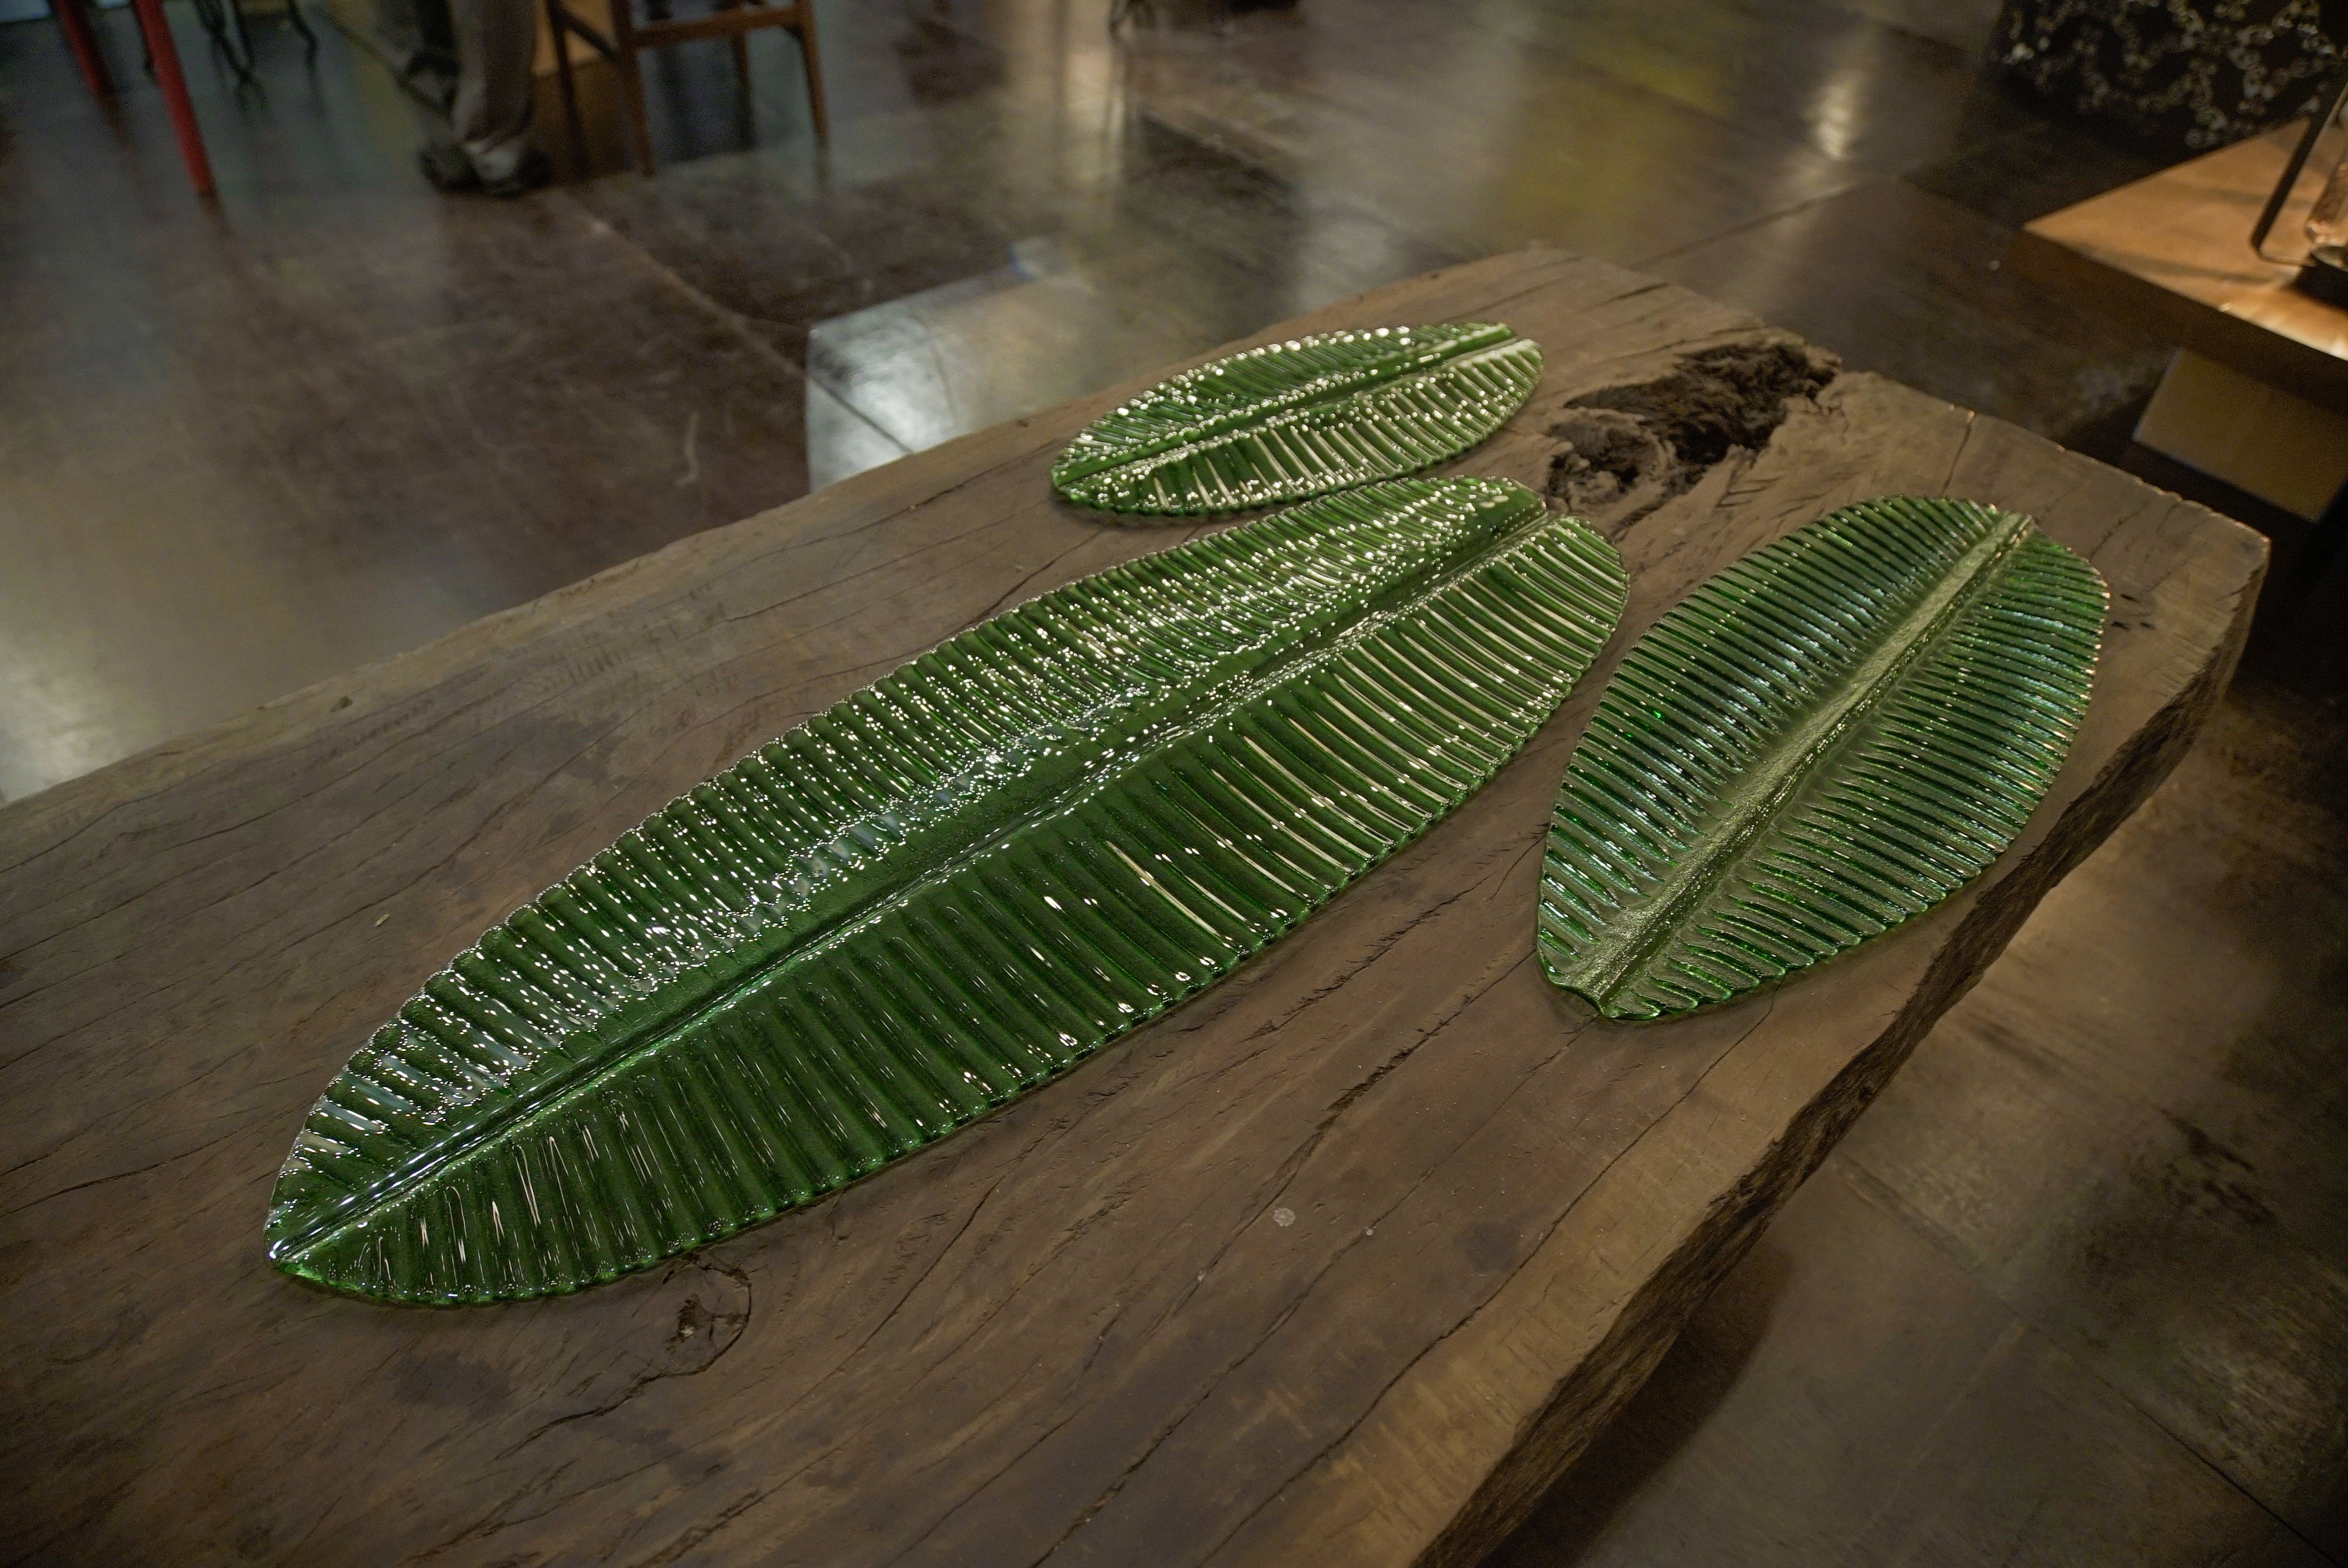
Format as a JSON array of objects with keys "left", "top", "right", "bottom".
[
  {"left": 282, "top": 501, "right": 1564, "bottom": 1261},
  {"left": 1054, "top": 326, "right": 1515, "bottom": 483},
  {"left": 1566, "top": 512, "right": 2032, "bottom": 1014}
]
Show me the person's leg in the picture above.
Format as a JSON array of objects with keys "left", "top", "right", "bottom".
[
  {"left": 376, "top": 0, "right": 460, "bottom": 111},
  {"left": 388, "top": 0, "right": 472, "bottom": 193},
  {"left": 448, "top": 0, "right": 543, "bottom": 188}
]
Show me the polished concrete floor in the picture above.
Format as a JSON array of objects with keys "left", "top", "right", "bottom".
[
  {"left": 2, "top": 1, "right": 2344, "bottom": 1562},
  {"left": 0, "top": 0, "right": 2192, "bottom": 803}
]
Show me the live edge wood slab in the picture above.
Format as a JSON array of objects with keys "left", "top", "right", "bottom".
[{"left": 0, "top": 249, "right": 2263, "bottom": 1568}]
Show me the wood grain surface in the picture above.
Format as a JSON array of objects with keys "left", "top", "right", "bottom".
[{"left": 0, "top": 249, "right": 2265, "bottom": 1568}]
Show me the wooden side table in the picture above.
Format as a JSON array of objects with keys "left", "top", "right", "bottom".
[{"left": 2016, "top": 126, "right": 2348, "bottom": 545}]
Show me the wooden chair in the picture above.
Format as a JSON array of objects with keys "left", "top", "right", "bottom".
[{"left": 543, "top": 0, "right": 827, "bottom": 174}]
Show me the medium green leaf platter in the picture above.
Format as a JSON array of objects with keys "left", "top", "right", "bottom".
[
  {"left": 270, "top": 477, "right": 1629, "bottom": 1303},
  {"left": 1538, "top": 495, "right": 2107, "bottom": 1022},
  {"left": 1052, "top": 322, "right": 1544, "bottom": 515}
]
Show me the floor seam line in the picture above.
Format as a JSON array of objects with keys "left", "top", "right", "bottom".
[{"left": 552, "top": 189, "right": 911, "bottom": 457}]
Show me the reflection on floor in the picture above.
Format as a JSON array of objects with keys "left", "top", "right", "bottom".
[
  {"left": 3, "top": 0, "right": 2344, "bottom": 1562},
  {"left": 0, "top": 0, "right": 2180, "bottom": 803}
]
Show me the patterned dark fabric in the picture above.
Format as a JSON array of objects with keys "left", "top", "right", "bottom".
[{"left": 1993, "top": 0, "right": 2344, "bottom": 148}]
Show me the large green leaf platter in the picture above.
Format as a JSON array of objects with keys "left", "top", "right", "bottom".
[
  {"left": 1538, "top": 496, "right": 2107, "bottom": 1022},
  {"left": 271, "top": 477, "right": 1627, "bottom": 1303},
  {"left": 1052, "top": 323, "right": 1543, "bottom": 515}
]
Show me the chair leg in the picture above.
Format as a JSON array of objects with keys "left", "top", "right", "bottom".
[
  {"left": 284, "top": 0, "right": 319, "bottom": 64},
  {"left": 225, "top": 0, "right": 258, "bottom": 76},
  {"left": 188, "top": 0, "right": 254, "bottom": 85},
  {"left": 128, "top": 0, "right": 217, "bottom": 195},
  {"left": 54, "top": 0, "right": 114, "bottom": 98},
  {"left": 617, "top": 50, "right": 655, "bottom": 172},
  {"left": 545, "top": 0, "right": 588, "bottom": 170},
  {"left": 601, "top": 0, "right": 656, "bottom": 174},
  {"left": 793, "top": 2, "right": 825, "bottom": 141}
]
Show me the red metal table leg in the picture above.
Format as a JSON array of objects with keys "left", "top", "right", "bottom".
[
  {"left": 53, "top": 0, "right": 115, "bottom": 98},
  {"left": 127, "top": 0, "right": 217, "bottom": 197}
]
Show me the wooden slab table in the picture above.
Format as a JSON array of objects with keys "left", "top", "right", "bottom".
[{"left": 0, "top": 249, "right": 2265, "bottom": 1567}]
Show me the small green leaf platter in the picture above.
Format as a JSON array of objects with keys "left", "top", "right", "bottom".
[
  {"left": 271, "top": 477, "right": 1627, "bottom": 1303},
  {"left": 1538, "top": 496, "right": 2107, "bottom": 1022},
  {"left": 1051, "top": 322, "right": 1544, "bottom": 515}
]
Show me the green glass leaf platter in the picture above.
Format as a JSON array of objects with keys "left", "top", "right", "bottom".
[
  {"left": 1051, "top": 322, "right": 1544, "bottom": 516},
  {"left": 272, "top": 477, "right": 1627, "bottom": 1303},
  {"left": 1538, "top": 496, "right": 2107, "bottom": 1022}
]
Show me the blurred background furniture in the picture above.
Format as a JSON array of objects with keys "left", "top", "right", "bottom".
[
  {"left": 542, "top": 0, "right": 823, "bottom": 173},
  {"left": 187, "top": 0, "right": 318, "bottom": 89}
]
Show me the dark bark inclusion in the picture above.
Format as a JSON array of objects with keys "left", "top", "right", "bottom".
[{"left": 1545, "top": 339, "right": 1842, "bottom": 518}]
